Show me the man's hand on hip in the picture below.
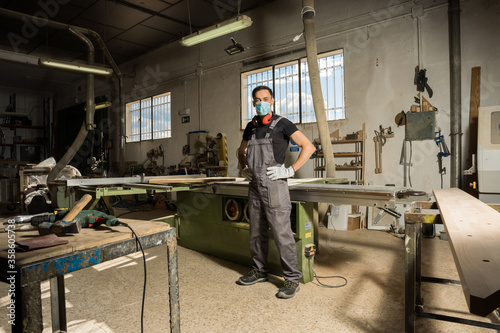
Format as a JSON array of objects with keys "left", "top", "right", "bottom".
[
  {"left": 266, "top": 164, "right": 295, "bottom": 180},
  {"left": 240, "top": 167, "right": 254, "bottom": 181}
]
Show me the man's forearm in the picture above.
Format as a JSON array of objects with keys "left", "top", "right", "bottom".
[{"left": 291, "top": 143, "right": 315, "bottom": 172}]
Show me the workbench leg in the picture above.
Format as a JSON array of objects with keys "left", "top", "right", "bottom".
[
  {"left": 101, "top": 196, "right": 115, "bottom": 216},
  {"left": 14, "top": 280, "right": 42, "bottom": 333},
  {"left": 166, "top": 231, "right": 180, "bottom": 333},
  {"left": 405, "top": 223, "right": 417, "bottom": 333},
  {"left": 50, "top": 275, "right": 67, "bottom": 332}
]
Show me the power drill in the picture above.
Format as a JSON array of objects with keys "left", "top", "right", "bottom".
[{"left": 73, "top": 210, "right": 120, "bottom": 228}]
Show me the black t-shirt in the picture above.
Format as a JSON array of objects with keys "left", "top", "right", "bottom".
[{"left": 242, "top": 114, "right": 298, "bottom": 164}]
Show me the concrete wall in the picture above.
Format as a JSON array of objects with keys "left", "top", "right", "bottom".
[{"left": 118, "top": 0, "right": 500, "bottom": 193}]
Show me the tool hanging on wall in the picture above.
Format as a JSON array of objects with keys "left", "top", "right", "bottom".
[
  {"left": 434, "top": 128, "right": 450, "bottom": 187},
  {"left": 394, "top": 110, "right": 406, "bottom": 127},
  {"left": 373, "top": 125, "right": 394, "bottom": 174},
  {"left": 414, "top": 66, "right": 433, "bottom": 98}
]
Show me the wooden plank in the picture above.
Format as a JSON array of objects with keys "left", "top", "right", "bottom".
[
  {"left": 465, "top": 67, "right": 481, "bottom": 197},
  {"left": 433, "top": 188, "right": 500, "bottom": 316},
  {"left": 149, "top": 176, "right": 236, "bottom": 184}
]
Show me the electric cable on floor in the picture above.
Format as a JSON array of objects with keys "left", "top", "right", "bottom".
[
  {"left": 305, "top": 245, "right": 348, "bottom": 288},
  {"left": 116, "top": 221, "right": 147, "bottom": 333},
  {"left": 307, "top": 258, "right": 348, "bottom": 288}
]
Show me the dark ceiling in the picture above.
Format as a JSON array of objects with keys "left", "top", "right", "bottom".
[{"left": 0, "top": 0, "right": 274, "bottom": 90}]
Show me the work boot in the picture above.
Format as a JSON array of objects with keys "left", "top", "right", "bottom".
[
  {"left": 276, "top": 279, "right": 300, "bottom": 299},
  {"left": 237, "top": 269, "right": 268, "bottom": 285}
]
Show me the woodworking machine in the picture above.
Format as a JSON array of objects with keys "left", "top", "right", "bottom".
[
  {"left": 50, "top": 176, "right": 414, "bottom": 283},
  {"left": 171, "top": 179, "right": 411, "bottom": 283}
]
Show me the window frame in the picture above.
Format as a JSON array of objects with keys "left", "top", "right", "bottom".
[
  {"left": 126, "top": 92, "right": 172, "bottom": 143},
  {"left": 241, "top": 49, "right": 344, "bottom": 128}
]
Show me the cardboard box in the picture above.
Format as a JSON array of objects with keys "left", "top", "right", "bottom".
[
  {"left": 327, "top": 204, "right": 350, "bottom": 230},
  {"left": 347, "top": 214, "right": 361, "bottom": 230}
]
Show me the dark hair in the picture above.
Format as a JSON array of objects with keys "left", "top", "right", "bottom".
[{"left": 252, "top": 85, "right": 273, "bottom": 99}]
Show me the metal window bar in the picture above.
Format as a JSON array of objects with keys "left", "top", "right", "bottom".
[
  {"left": 298, "top": 60, "right": 303, "bottom": 124},
  {"left": 141, "top": 98, "right": 152, "bottom": 141},
  {"left": 152, "top": 93, "right": 171, "bottom": 139}
]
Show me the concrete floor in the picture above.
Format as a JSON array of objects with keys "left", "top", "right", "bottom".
[{"left": 0, "top": 209, "right": 499, "bottom": 333}]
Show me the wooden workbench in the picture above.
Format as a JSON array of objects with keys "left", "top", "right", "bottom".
[
  {"left": 0, "top": 219, "right": 180, "bottom": 333},
  {"left": 434, "top": 188, "right": 500, "bottom": 316}
]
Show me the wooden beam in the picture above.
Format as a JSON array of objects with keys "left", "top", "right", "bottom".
[
  {"left": 465, "top": 67, "right": 481, "bottom": 197},
  {"left": 434, "top": 188, "right": 500, "bottom": 316}
]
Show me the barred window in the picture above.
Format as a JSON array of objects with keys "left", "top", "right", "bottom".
[
  {"left": 241, "top": 50, "right": 344, "bottom": 128},
  {"left": 126, "top": 92, "right": 171, "bottom": 142}
]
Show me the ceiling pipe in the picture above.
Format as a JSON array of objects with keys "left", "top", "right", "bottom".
[
  {"left": 70, "top": 28, "right": 96, "bottom": 131},
  {"left": 301, "top": 0, "right": 335, "bottom": 178},
  {"left": 448, "top": 0, "right": 462, "bottom": 188},
  {"left": 0, "top": 7, "right": 126, "bottom": 176},
  {"left": 0, "top": 8, "right": 120, "bottom": 74}
]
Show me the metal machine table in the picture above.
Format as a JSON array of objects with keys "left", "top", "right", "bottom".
[{"left": 0, "top": 219, "right": 180, "bottom": 333}]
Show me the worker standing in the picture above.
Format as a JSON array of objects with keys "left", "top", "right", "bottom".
[{"left": 237, "top": 85, "right": 316, "bottom": 298}]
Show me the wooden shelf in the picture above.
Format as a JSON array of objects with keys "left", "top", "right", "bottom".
[
  {"left": 315, "top": 138, "right": 362, "bottom": 145},
  {"left": 315, "top": 166, "right": 362, "bottom": 171},
  {"left": 331, "top": 138, "right": 363, "bottom": 144},
  {"left": 317, "top": 152, "right": 363, "bottom": 158},
  {"left": 0, "top": 124, "right": 45, "bottom": 130},
  {"left": 314, "top": 123, "right": 366, "bottom": 184}
]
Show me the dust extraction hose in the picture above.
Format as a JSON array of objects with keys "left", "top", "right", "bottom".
[{"left": 302, "top": 1, "right": 335, "bottom": 178}]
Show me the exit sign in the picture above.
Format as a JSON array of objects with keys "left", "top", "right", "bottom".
[{"left": 181, "top": 116, "right": 190, "bottom": 123}]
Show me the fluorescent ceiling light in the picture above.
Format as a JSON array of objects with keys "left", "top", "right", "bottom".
[
  {"left": 180, "top": 15, "right": 252, "bottom": 47},
  {"left": 38, "top": 58, "right": 113, "bottom": 76}
]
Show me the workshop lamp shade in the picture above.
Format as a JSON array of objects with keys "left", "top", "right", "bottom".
[
  {"left": 180, "top": 15, "right": 252, "bottom": 47},
  {"left": 38, "top": 58, "right": 113, "bottom": 76}
]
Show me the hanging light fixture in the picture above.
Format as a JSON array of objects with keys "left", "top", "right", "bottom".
[
  {"left": 38, "top": 58, "right": 113, "bottom": 76},
  {"left": 180, "top": 15, "right": 252, "bottom": 47}
]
